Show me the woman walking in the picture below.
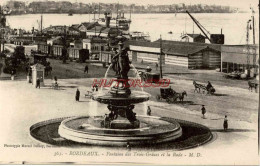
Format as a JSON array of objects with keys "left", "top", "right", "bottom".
[
  {"left": 75, "top": 89, "right": 80, "bottom": 101},
  {"left": 223, "top": 115, "right": 228, "bottom": 131}
]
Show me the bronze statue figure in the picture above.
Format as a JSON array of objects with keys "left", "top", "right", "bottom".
[{"left": 111, "top": 42, "right": 131, "bottom": 79}]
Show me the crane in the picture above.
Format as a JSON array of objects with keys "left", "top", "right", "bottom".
[
  {"left": 185, "top": 10, "right": 224, "bottom": 44},
  {"left": 186, "top": 10, "right": 211, "bottom": 43}
]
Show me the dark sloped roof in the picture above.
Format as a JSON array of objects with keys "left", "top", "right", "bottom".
[
  {"left": 69, "top": 26, "right": 80, "bottom": 32},
  {"left": 101, "top": 27, "right": 111, "bottom": 33},
  {"left": 87, "top": 26, "right": 106, "bottom": 32},
  {"left": 127, "top": 40, "right": 220, "bottom": 56},
  {"left": 71, "top": 24, "right": 80, "bottom": 28},
  {"left": 127, "top": 40, "right": 160, "bottom": 48},
  {"left": 81, "top": 22, "right": 100, "bottom": 30},
  {"left": 162, "top": 45, "right": 209, "bottom": 56},
  {"left": 154, "top": 40, "right": 221, "bottom": 52},
  {"left": 186, "top": 34, "right": 205, "bottom": 38}
]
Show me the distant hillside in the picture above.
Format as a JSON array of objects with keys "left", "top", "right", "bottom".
[{"left": 5, "top": 1, "right": 236, "bottom": 15}]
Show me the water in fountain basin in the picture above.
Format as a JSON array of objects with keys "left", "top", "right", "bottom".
[{"left": 101, "top": 64, "right": 113, "bottom": 92}]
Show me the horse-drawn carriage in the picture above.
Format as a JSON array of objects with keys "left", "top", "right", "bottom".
[
  {"left": 193, "top": 81, "right": 215, "bottom": 95},
  {"left": 156, "top": 87, "right": 187, "bottom": 103},
  {"left": 138, "top": 70, "right": 160, "bottom": 83}
]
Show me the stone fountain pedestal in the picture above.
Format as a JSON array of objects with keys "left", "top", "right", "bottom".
[{"left": 58, "top": 115, "right": 182, "bottom": 146}]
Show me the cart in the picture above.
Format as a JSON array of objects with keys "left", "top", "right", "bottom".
[
  {"left": 156, "top": 87, "right": 178, "bottom": 103},
  {"left": 138, "top": 70, "right": 160, "bottom": 83}
]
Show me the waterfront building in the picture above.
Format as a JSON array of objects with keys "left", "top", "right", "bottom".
[
  {"left": 181, "top": 34, "right": 206, "bottom": 43},
  {"left": 221, "top": 45, "right": 259, "bottom": 75},
  {"left": 82, "top": 37, "right": 107, "bottom": 60},
  {"left": 47, "top": 36, "right": 62, "bottom": 46},
  {"left": 69, "top": 40, "right": 89, "bottom": 62},
  {"left": 128, "top": 40, "right": 221, "bottom": 69},
  {"left": 87, "top": 26, "right": 106, "bottom": 37},
  {"left": 78, "top": 22, "right": 100, "bottom": 37},
  {"left": 37, "top": 42, "right": 49, "bottom": 55}
]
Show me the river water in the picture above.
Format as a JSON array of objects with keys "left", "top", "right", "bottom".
[{"left": 6, "top": 13, "right": 259, "bottom": 45}]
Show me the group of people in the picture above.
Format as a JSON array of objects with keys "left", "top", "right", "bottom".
[{"left": 201, "top": 105, "right": 228, "bottom": 131}]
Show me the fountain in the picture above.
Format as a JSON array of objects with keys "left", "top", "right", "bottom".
[
  {"left": 30, "top": 40, "right": 212, "bottom": 149},
  {"left": 57, "top": 41, "right": 182, "bottom": 146}
]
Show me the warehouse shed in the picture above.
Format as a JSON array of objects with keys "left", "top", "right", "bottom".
[
  {"left": 128, "top": 40, "right": 221, "bottom": 69},
  {"left": 221, "top": 45, "right": 259, "bottom": 73}
]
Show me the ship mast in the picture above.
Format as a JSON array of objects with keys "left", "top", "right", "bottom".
[
  {"left": 40, "top": 14, "right": 43, "bottom": 34},
  {"left": 116, "top": 2, "right": 119, "bottom": 37},
  {"left": 94, "top": 5, "right": 96, "bottom": 36},
  {"left": 98, "top": 3, "right": 100, "bottom": 18},
  {"left": 250, "top": 6, "right": 256, "bottom": 74}
]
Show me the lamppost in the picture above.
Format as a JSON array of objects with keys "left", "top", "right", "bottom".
[
  {"left": 159, "top": 35, "right": 163, "bottom": 79},
  {"left": 246, "top": 19, "right": 252, "bottom": 74}
]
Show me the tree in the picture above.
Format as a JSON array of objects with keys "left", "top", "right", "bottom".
[{"left": 12, "top": 46, "right": 26, "bottom": 66}]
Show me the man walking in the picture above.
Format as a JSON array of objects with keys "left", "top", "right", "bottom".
[
  {"left": 75, "top": 89, "right": 80, "bottom": 101},
  {"left": 147, "top": 106, "right": 151, "bottom": 116},
  {"left": 223, "top": 115, "right": 228, "bottom": 131},
  {"left": 84, "top": 65, "right": 88, "bottom": 74},
  {"left": 201, "top": 105, "right": 206, "bottom": 119},
  {"left": 36, "top": 77, "right": 40, "bottom": 89},
  {"left": 54, "top": 76, "right": 58, "bottom": 84}
]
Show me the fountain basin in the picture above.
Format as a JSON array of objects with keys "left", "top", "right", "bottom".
[
  {"left": 92, "top": 91, "right": 150, "bottom": 106},
  {"left": 58, "top": 115, "right": 182, "bottom": 146}
]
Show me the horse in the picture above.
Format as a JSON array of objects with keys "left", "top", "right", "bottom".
[
  {"left": 177, "top": 91, "right": 187, "bottom": 102},
  {"left": 193, "top": 81, "right": 205, "bottom": 93},
  {"left": 248, "top": 81, "right": 258, "bottom": 92}
]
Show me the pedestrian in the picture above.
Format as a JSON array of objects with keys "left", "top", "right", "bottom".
[
  {"left": 201, "top": 105, "right": 206, "bottom": 119},
  {"left": 147, "top": 106, "right": 151, "bottom": 116},
  {"left": 36, "top": 77, "right": 40, "bottom": 89},
  {"left": 95, "top": 85, "right": 98, "bottom": 92},
  {"left": 126, "top": 142, "right": 131, "bottom": 151},
  {"left": 11, "top": 69, "right": 14, "bottom": 80},
  {"left": 84, "top": 65, "right": 88, "bottom": 73},
  {"left": 155, "top": 63, "right": 158, "bottom": 71},
  {"left": 75, "top": 89, "right": 80, "bottom": 101},
  {"left": 223, "top": 115, "right": 228, "bottom": 131},
  {"left": 54, "top": 76, "right": 58, "bottom": 84}
]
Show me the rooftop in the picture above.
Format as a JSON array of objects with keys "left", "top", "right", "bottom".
[
  {"left": 127, "top": 40, "right": 221, "bottom": 56},
  {"left": 186, "top": 34, "right": 206, "bottom": 38}
]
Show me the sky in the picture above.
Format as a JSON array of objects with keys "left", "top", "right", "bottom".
[{"left": 0, "top": 0, "right": 259, "bottom": 11}]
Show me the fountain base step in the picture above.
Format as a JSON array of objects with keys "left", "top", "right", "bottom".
[{"left": 58, "top": 116, "right": 182, "bottom": 146}]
